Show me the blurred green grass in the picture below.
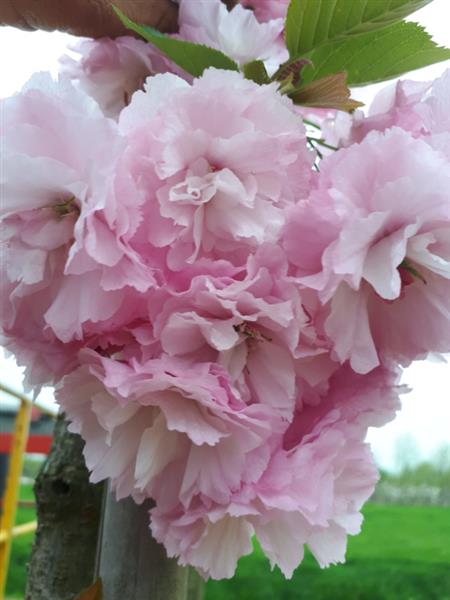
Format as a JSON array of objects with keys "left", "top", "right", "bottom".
[
  {"left": 6, "top": 486, "right": 450, "bottom": 600},
  {"left": 206, "top": 504, "right": 450, "bottom": 600},
  {"left": 5, "top": 483, "right": 35, "bottom": 600}
]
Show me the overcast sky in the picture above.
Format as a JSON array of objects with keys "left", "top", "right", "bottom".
[{"left": 1, "top": 0, "right": 449, "bottom": 471}]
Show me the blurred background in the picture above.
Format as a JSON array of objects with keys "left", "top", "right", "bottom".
[{"left": 1, "top": 1, "right": 450, "bottom": 598}]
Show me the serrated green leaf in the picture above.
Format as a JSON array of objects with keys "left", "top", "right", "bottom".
[
  {"left": 286, "top": 0, "right": 433, "bottom": 57},
  {"left": 301, "top": 21, "right": 450, "bottom": 86},
  {"left": 112, "top": 5, "right": 239, "bottom": 77},
  {"left": 242, "top": 60, "right": 270, "bottom": 84}
]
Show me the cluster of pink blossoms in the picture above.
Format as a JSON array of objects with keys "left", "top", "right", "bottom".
[{"left": 1, "top": 0, "right": 449, "bottom": 581}]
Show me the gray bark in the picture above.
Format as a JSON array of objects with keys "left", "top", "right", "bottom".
[
  {"left": 25, "top": 414, "right": 103, "bottom": 600},
  {"left": 98, "top": 492, "right": 190, "bottom": 600},
  {"left": 25, "top": 414, "right": 205, "bottom": 599}
]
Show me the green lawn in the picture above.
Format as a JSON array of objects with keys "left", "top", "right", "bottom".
[
  {"left": 206, "top": 505, "right": 450, "bottom": 600},
  {"left": 5, "top": 484, "right": 35, "bottom": 600},
  {"left": 6, "top": 491, "right": 450, "bottom": 600}
]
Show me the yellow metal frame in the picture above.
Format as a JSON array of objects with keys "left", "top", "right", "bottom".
[{"left": 0, "top": 384, "right": 38, "bottom": 599}]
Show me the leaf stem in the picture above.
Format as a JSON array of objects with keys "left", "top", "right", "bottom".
[
  {"left": 315, "top": 138, "right": 338, "bottom": 151},
  {"left": 307, "top": 136, "right": 338, "bottom": 152},
  {"left": 307, "top": 138, "right": 323, "bottom": 159},
  {"left": 303, "top": 118, "right": 321, "bottom": 130}
]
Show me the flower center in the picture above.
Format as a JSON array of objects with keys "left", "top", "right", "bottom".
[
  {"left": 234, "top": 322, "right": 272, "bottom": 343},
  {"left": 51, "top": 196, "right": 80, "bottom": 218},
  {"left": 398, "top": 259, "right": 427, "bottom": 286}
]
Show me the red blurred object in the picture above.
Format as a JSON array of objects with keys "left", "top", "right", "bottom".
[{"left": 0, "top": 433, "right": 53, "bottom": 455}]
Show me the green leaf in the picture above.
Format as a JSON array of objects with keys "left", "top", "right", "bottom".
[
  {"left": 112, "top": 5, "right": 239, "bottom": 77},
  {"left": 285, "top": 0, "right": 433, "bottom": 57},
  {"left": 301, "top": 21, "right": 450, "bottom": 86},
  {"left": 242, "top": 60, "right": 270, "bottom": 84}
]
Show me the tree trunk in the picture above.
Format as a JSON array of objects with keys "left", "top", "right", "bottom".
[
  {"left": 187, "top": 569, "right": 205, "bottom": 600},
  {"left": 97, "top": 491, "right": 190, "bottom": 600},
  {"left": 26, "top": 414, "right": 205, "bottom": 600},
  {"left": 25, "top": 414, "right": 103, "bottom": 600}
]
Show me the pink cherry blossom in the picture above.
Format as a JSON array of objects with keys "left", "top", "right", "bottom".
[
  {"left": 417, "top": 69, "right": 450, "bottom": 161},
  {"left": 283, "top": 127, "right": 450, "bottom": 373},
  {"left": 149, "top": 244, "right": 307, "bottom": 418},
  {"left": 3, "top": 14, "right": 445, "bottom": 582},
  {"left": 60, "top": 36, "right": 174, "bottom": 118},
  {"left": 150, "top": 365, "right": 401, "bottom": 579},
  {"left": 57, "top": 349, "right": 284, "bottom": 505},
  {"left": 419, "top": 68, "right": 450, "bottom": 134},
  {"left": 0, "top": 73, "right": 160, "bottom": 384},
  {"left": 178, "top": 0, "right": 288, "bottom": 72},
  {"left": 118, "top": 68, "right": 313, "bottom": 271},
  {"left": 241, "top": 0, "right": 290, "bottom": 22},
  {"left": 324, "top": 79, "right": 431, "bottom": 148},
  {"left": 324, "top": 69, "right": 450, "bottom": 152}
]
